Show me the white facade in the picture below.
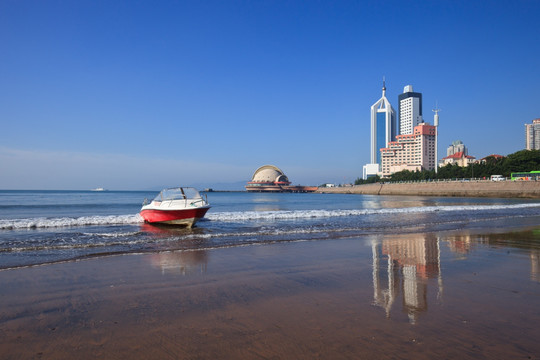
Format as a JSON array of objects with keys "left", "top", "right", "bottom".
[
  {"left": 525, "top": 119, "right": 540, "bottom": 150},
  {"left": 363, "top": 163, "right": 380, "bottom": 179},
  {"left": 441, "top": 152, "right": 476, "bottom": 167},
  {"left": 370, "top": 82, "right": 396, "bottom": 164},
  {"left": 364, "top": 81, "right": 396, "bottom": 179},
  {"left": 398, "top": 85, "right": 423, "bottom": 135}
]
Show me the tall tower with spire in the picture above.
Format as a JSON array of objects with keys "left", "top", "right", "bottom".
[
  {"left": 364, "top": 79, "right": 396, "bottom": 179},
  {"left": 370, "top": 79, "right": 396, "bottom": 166}
]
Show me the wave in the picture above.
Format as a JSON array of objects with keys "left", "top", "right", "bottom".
[
  {"left": 0, "top": 214, "right": 143, "bottom": 230},
  {"left": 1, "top": 203, "right": 540, "bottom": 230},
  {"left": 205, "top": 203, "right": 540, "bottom": 222},
  {"left": 0, "top": 203, "right": 139, "bottom": 209},
  {"left": 82, "top": 231, "right": 143, "bottom": 238}
]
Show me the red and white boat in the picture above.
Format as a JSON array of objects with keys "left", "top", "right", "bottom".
[{"left": 140, "top": 187, "right": 210, "bottom": 227}]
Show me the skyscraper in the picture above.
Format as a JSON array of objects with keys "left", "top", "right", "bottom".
[
  {"left": 364, "top": 80, "right": 396, "bottom": 179},
  {"left": 525, "top": 119, "right": 540, "bottom": 150},
  {"left": 370, "top": 80, "right": 396, "bottom": 165},
  {"left": 447, "top": 140, "right": 467, "bottom": 157},
  {"left": 398, "top": 85, "right": 423, "bottom": 135}
]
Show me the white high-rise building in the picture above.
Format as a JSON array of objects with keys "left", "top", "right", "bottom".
[
  {"left": 363, "top": 80, "right": 396, "bottom": 179},
  {"left": 447, "top": 140, "right": 467, "bottom": 157},
  {"left": 525, "top": 119, "right": 540, "bottom": 150},
  {"left": 398, "top": 85, "right": 423, "bottom": 135}
]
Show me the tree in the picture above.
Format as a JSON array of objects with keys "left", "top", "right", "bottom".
[
  {"left": 355, "top": 175, "right": 381, "bottom": 185},
  {"left": 502, "top": 150, "right": 540, "bottom": 176}
]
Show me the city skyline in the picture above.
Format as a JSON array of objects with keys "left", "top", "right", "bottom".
[
  {"left": 366, "top": 82, "right": 429, "bottom": 179},
  {"left": 1, "top": 1, "right": 539, "bottom": 190}
]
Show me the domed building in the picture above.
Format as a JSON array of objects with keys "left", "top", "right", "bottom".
[
  {"left": 245, "top": 165, "right": 291, "bottom": 192},
  {"left": 246, "top": 165, "right": 317, "bottom": 193}
]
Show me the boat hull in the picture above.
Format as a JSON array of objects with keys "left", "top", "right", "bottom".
[{"left": 140, "top": 206, "right": 210, "bottom": 227}]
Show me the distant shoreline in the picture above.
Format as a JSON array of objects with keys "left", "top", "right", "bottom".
[{"left": 316, "top": 180, "right": 540, "bottom": 199}]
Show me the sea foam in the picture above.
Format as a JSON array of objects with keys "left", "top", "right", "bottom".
[
  {"left": 205, "top": 203, "right": 540, "bottom": 222},
  {"left": 0, "top": 214, "right": 143, "bottom": 230},
  {"left": 1, "top": 203, "right": 539, "bottom": 229}
]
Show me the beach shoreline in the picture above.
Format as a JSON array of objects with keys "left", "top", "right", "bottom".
[
  {"left": 317, "top": 180, "right": 540, "bottom": 198},
  {"left": 1, "top": 224, "right": 539, "bottom": 359}
]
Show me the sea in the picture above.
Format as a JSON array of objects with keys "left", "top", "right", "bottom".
[{"left": 2, "top": 189, "right": 540, "bottom": 270}]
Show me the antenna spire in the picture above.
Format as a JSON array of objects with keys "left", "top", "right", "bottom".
[
  {"left": 432, "top": 101, "right": 440, "bottom": 127},
  {"left": 432, "top": 100, "right": 440, "bottom": 112},
  {"left": 382, "top": 76, "right": 386, "bottom": 96}
]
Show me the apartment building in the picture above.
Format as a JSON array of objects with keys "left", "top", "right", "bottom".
[{"left": 380, "top": 123, "right": 436, "bottom": 177}]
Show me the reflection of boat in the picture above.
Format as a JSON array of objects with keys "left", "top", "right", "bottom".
[
  {"left": 140, "top": 187, "right": 210, "bottom": 227},
  {"left": 150, "top": 251, "right": 208, "bottom": 275}
]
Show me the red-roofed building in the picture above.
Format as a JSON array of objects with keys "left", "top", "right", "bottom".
[
  {"left": 479, "top": 154, "right": 505, "bottom": 163},
  {"left": 441, "top": 151, "right": 476, "bottom": 167}
]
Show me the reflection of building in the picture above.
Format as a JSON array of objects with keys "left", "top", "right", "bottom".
[
  {"left": 245, "top": 165, "right": 317, "bottom": 192},
  {"left": 150, "top": 250, "right": 208, "bottom": 275},
  {"left": 446, "top": 234, "right": 474, "bottom": 257},
  {"left": 380, "top": 123, "right": 436, "bottom": 177},
  {"left": 372, "top": 239, "right": 399, "bottom": 318},
  {"left": 448, "top": 232, "right": 540, "bottom": 282},
  {"left": 364, "top": 80, "right": 397, "bottom": 179},
  {"left": 371, "top": 234, "right": 443, "bottom": 324},
  {"left": 531, "top": 251, "right": 540, "bottom": 283}
]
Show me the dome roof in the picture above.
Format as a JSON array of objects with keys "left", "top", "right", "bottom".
[{"left": 251, "top": 165, "right": 289, "bottom": 183}]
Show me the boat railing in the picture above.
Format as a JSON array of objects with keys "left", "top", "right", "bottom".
[
  {"left": 189, "top": 198, "right": 207, "bottom": 207},
  {"left": 145, "top": 188, "right": 208, "bottom": 208},
  {"left": 159, "top": 196, "right": 207, "bottom": 208}
]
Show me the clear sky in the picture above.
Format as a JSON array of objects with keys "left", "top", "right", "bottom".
[{"left": 1, "top": 0, "right": 539, "bottom": 190}]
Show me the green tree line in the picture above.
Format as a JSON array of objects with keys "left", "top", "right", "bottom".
[{"left": 355, "top": 150, "right": 540, "bottom": 184}]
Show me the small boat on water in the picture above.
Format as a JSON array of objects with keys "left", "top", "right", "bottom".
[{"left": 140, "top": 187, "right": 210, "bottom": 227}]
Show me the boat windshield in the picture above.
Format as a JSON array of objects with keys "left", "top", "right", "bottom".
[{"left": 153, "top": 187, "right": 201, "bottom": 201}]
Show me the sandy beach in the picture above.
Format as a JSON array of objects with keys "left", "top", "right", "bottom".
[{"left": 1, "top": 227, "right": 539, "bottom": 359}]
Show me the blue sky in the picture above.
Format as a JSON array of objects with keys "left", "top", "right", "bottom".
[{"left": 1, "top": 0, "right": 539, "bottom": 190}]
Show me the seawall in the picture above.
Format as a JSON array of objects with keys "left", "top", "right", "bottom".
[{"left": 316, "top": 181, "right": 540, "bottom": 199}]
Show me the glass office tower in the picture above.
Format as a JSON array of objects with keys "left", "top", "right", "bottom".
[{"left": 370, "top": 81, "right": 396, "bottom": 166}]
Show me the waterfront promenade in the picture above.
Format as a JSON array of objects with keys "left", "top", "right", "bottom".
[{"left": 317, "top": 180, "right": 540, "bottom": 198}]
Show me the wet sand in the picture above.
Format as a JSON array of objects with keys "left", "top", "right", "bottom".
[{"left": 1, "top": 229, "right": 539, "bottom": 359}]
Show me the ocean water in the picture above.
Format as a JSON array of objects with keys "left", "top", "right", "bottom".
[{"left": 1, "top": 190, "right": 540, "bottom": 269}]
